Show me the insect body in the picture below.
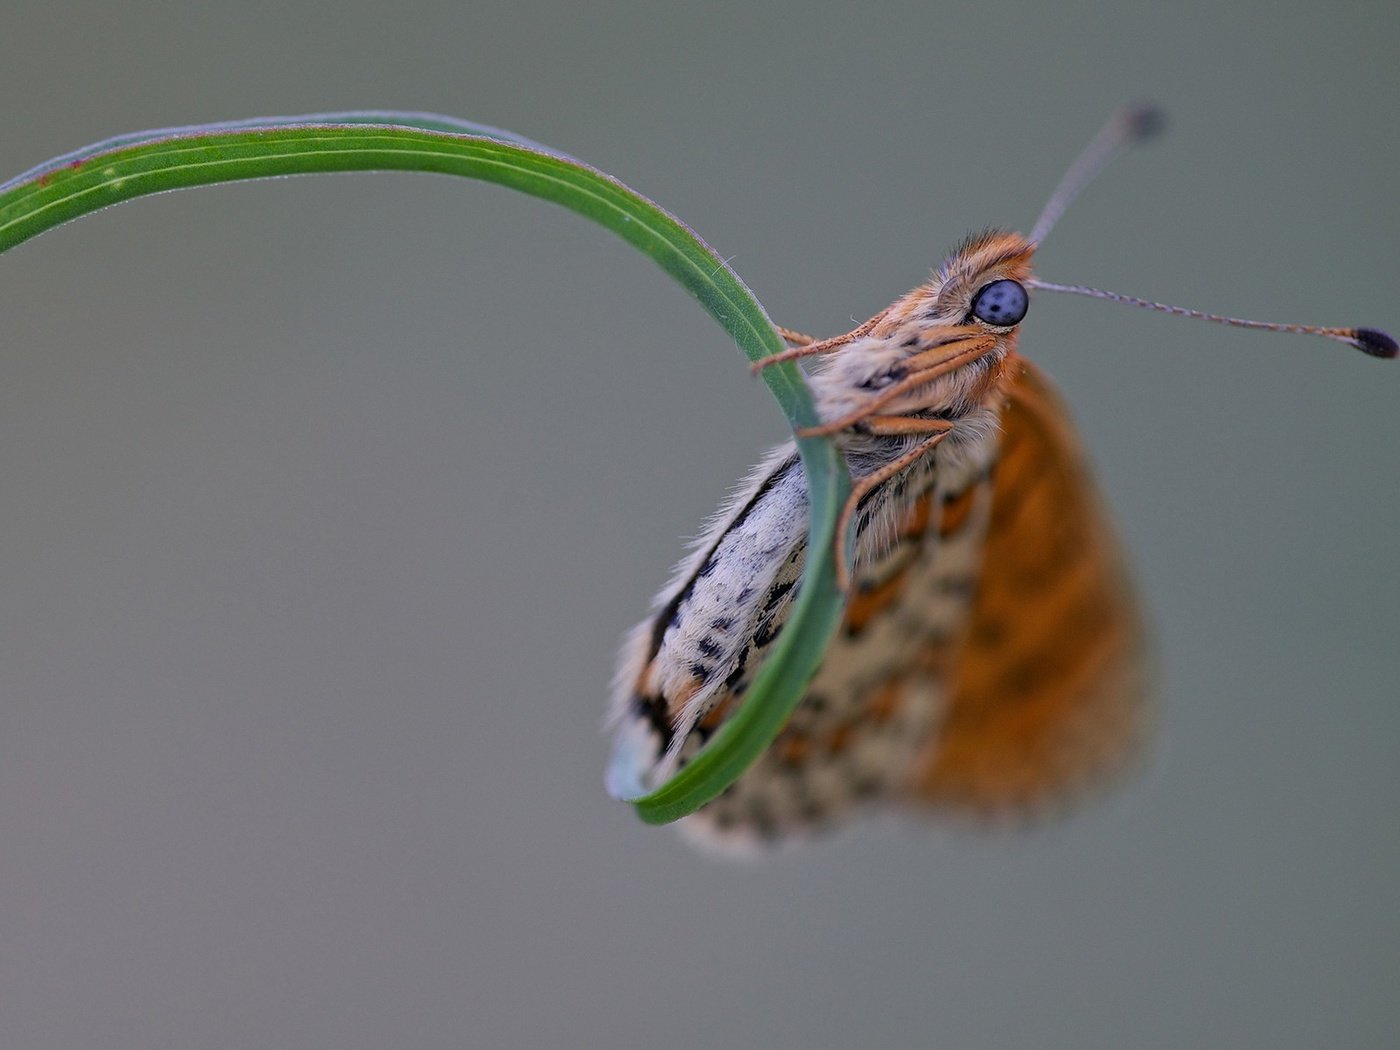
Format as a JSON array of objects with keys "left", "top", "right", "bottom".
[
  {"left": 608, "top": 230, "right": 1141, "bottom": 850},
  {"left": 605, "top": 107, "right": 1393, "bottom": 852}
]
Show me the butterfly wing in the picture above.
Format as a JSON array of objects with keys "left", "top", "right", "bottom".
[
  {"left": 613, "top": 355, "right": 1146, "bottom": 850},
  {"left": 672, "top": 420, "right": 1003, "bottom": 850},
  {"left": 909, "top": 354, "right": 1149, "bottom": 816}
]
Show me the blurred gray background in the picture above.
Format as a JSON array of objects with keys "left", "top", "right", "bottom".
[{"left": 1, "top": 2, "right": 1396, "bottom": 1047}]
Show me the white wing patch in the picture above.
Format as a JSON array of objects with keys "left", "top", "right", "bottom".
[{"left": 607, "top": 416, "right": 1001, "bottom": 851}]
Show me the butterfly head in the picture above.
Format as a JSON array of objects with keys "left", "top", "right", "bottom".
[{"left": 809, "top": 230, "right": 1035, "bottom": 431}]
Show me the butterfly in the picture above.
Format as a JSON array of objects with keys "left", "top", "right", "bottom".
[{"left": 604, "top": 105, "right": 1395, "bottom": 853}]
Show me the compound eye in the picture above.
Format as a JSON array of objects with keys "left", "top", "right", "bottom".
[{"left": 969, "top": 279, "right": 1028, "bottom": 327}]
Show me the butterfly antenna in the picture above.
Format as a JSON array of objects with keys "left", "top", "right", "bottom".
[
  {"left": 1029, "top": 103, "right": 1165, "bottom": 247},
  {"left": 1026, "top": 278, "right": 1397, "bottom": 359}
]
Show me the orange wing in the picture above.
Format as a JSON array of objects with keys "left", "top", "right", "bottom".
[{"left": 910, "top": 355, "right": 1149, "bottom": 816}]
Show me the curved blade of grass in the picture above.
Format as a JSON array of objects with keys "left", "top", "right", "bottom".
[
  {"left": 0, "top": 113, "right": 850, "bottom": 824},
  {"left": 0, "top": 111, "right": 574, "bottom": 195}
]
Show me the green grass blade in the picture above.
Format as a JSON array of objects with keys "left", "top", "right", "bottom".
[{"left": 0, "top": 113, "right": 851, "bottom": 824}]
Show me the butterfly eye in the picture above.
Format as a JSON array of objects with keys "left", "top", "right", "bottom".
[{"left": 969, "top": 279, "right": 1029, "bottom": 327}]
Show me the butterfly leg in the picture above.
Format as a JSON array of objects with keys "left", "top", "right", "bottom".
[
  {"left": 796, "top": 331, "right": 998, "bottom": 438},
  {"left": 775, "top": 325, "right": 817, "bottom": 346},
  {"left": 858, "top": 415, "right": 960, "bottom": 437},
  {"left": 832, "top": 425, "right": 953, "bottom": 593},
  {"left": 749, "top": 309, "right": 891, "bottom": 375}
]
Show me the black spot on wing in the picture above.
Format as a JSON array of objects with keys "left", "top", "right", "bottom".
[
  {"left": 632, "top": 691, "right": 674, "bottom": 754},
  {"left": 753, "top": 617, "right": 782, "bottom": 649},
  {"left": 645, "top": 453, "right": 798, "bottom": 662},
  {"left": 724, "top": 643, "right": 751, "bottom": 687},
  {"left": 763, "top": 578, "right": 795, "bottom": 613}
]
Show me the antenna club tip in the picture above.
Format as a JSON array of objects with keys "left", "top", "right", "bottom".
[
  {"left": 1124, "top": 103, "right": 1167, "bottom": 143},
  {"left": 1352, "top": 327, "right": 1398, "bottom": 359}
]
